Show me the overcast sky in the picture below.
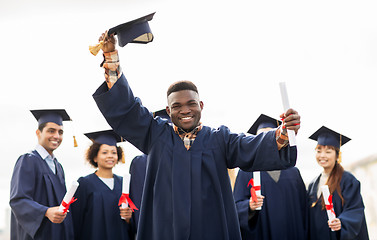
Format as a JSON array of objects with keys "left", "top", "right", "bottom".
[{"left": 1, "top": 0, "right": 377, "bottom": 230}]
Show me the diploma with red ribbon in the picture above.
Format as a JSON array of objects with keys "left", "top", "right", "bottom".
[
  {"left": 59, "top": 181, "right": 79, "bottom": 213},
  {"left": 321, "top": 185, "right": 336, "bottom": 223},
  {"left": 119, "top": 174, "right": 138, "bottom": 219},
  {"left": 247, "top": 171, "right": 262, "bottom": 210}
]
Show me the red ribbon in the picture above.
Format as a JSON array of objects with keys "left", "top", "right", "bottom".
[
  {"left": 247, "top": 178, "right": 261, "bottom": 203},
  {"left": 118, "top": 193, "right": 139, "bottom": 212},
  {"left": 325, "top": 195, "right": 336, "bottom": 216},
  {"left": 61, "top": 197, "right": 77, "bottom": 213}
]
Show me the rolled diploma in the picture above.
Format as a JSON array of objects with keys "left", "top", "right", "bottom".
[
  {"left": 121, "top": 174, "right": 130, "bottom": 219},
  {"left": 253, "top": 171, "right": 262, "bottom": 210},
  {"left": 59, "top": 181, "right": 79, "bottom": 212},
  {"left": 279, "top": 82, "right": 297, "bottom": 146},
  {"left": 321, "top": 185, "right": 336, "bottom": 221}
]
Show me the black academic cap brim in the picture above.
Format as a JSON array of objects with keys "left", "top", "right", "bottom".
[
  {"left": 247, "top": 114, "right": 281, "bottom": 135},
  {"left": 30, "top": 109, "right": 71, "bottom": 126},
  {"left": 309, "top": 126, "right": 351, "bottom": 148},
  {"left": 84, "top": 130, "right": 124, "bottom": 147},
  {"left": 108, "top": 12, "right": 155, "bottom": 47}
]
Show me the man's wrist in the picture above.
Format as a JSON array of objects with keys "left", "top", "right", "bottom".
[
  {"left": 275, "top": 126, "right": 289, "bottom": 150},
  {"left": 103, "top": 50, "right": 119, "bottom": 60},
  {"left": 101, "top": 50, "right": 122, "bottom": 89}
]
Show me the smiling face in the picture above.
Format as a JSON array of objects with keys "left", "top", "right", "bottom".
[
  {"left": 94, "top": 144, "right": 118, "bottom": 171},
  {"left": 315, "top": 145, "right": 338, "bottom": 173},
  {"left": 166, "top": 90, "right": 204, "bottom": 132},
  {"left": 36, "top": 122, "right": 64, "bottom": 155}
]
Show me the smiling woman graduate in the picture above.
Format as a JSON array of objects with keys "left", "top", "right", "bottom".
[
  {"left": 70, "top": 130, "right": 134, "bottom": 240},
  {"left": 307, "top": 126, "right": 369, "bottom": 240}
]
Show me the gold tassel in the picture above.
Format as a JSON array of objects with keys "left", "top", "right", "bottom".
[
  {"left": 89, "top": 41, "right": 104, "bottom": 56},
  {"left": 73, "top": 136, "right": 78, "bottom": 147},
  {"left": 121, "top": 152, "right": 125, "bottom": 163},
  {"left": 337, "top": 134, "right": 342, "bottom": 163},
  {"left": 338, "top": 151, "right": 342, "bottom": 164},
  {"left": 89, "top": 31, "right": 109, "bottom": 56},
  {"left": 227, "top": 168, "right": 237, "bottom": 191}
]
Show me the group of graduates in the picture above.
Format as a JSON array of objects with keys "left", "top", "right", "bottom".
[
  {"left": 9, "top": 13, "right": 369, "bottom": 240},
  {"left": 231, "top": 115, "right": 369, "bottom": 240}
]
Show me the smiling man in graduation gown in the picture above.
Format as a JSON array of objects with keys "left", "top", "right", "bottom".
[
  {"left": 91, "top": 26, "right": 301, "bottom": 239},
  {"left": 9, "top": 109, "right": 74, "bottom": 240},
  {"left": 233, "top": 114, "right": 308, "bottom": 240}
]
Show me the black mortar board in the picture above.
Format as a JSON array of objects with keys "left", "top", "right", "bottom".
[
  {"left": 247, "top": 114, "right": 281, "bottom": 135},
  {"left": 309, "top": 126, "right": 351, "bottom": 149},
  {"left": 84, "top": 130, "right": 123, "bottom": 147},
  {"left": 153, "top": 109, "right": 172, "bottom": 123},
  {"left": 30, "top": 109, "right": 71, "bottom": 126},
  {"left": 108, "top": 12, "right": 155, "bottom": 47}
]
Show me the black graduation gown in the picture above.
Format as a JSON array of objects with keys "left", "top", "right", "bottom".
[
  {"left": 9, "top": 150, "right": 74, "bottom": 240},
  {"left": 129, "top": 154, "right": 147, "bottom": 233},
  {"left": 70, "top": 173, "right": 134, "bottom": 240},
  {"left": 233, "top": 167, "right": 307, "bottom": 240},
  {"left": 307, "top": 171, "right": 369, "bottom": 240},
  {"left": 93, "top": 74, "right": 297, "bottom": 240}
]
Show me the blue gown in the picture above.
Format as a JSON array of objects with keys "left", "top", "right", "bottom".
[
  {"left": 93, "top": 74, "right": 297, "bottom": 240},
  {"left": 307, "top": 171, "right": 369, "bottom": 240},
  {"left": 70, "top": 173, "right": 134, "bottom": 240},
  {"left": 233, "top": 168, "right": 307, "bottom": 240},
  {"left": 10, "top": 150, "right": 74, "bottom": 240},
  {"left": 129, "top": 154, "right": 147, "bottom": 233}
]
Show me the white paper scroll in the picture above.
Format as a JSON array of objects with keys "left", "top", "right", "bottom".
[
  {"left": 253, "top": 171, "right": 262, "bottom": 210},
  {"left": 321, "top": 185, "right": 336, "bottom": 221},
  {"left": 59, "top": 181, "right": 79, "bottom": 212},
  {"left": 279, "top": 82, "right": 297, "bottom": 146},
  {"left": 121, "top": 173, "right": 131, "bottom": 219},
  {"left": 122, "top": 173, "right": 130, "bottom": 194}
]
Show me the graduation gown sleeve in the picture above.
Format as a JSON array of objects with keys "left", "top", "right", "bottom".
[
  {"left": 93, "top": 75, "right": 154, "bottom": 154},
  {"left": 10, "top": 153, "right": 49, "bottom": 238},
  {"left": 337, "top": 172, "right": 369, "bottom": 240},
  {"left": 214, "top": 126, "right": 297, "bottom": 171}
]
